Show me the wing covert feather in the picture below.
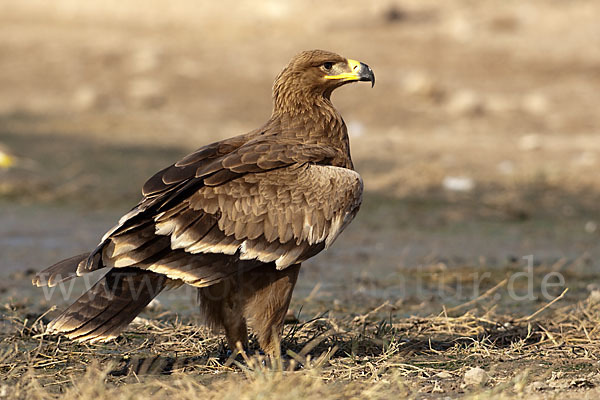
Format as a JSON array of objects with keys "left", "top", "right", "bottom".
[{"left": 157, "top": 164, "right": 363, "bottom": 269}]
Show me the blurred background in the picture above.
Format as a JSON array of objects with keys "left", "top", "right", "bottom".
[{"left": 1, "top": 0, "right": 599, "bottom": 314}]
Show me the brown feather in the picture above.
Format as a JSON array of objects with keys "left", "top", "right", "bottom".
[
  {"left": 32, "top": 253, "right": 90, "bottom": 287},
  {"left": 47, "top": 268, "right": 167, "bottom": 343}
]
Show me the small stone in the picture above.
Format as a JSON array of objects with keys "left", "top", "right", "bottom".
[
  {"left": 464, "top": 367, "right": 489, "bottom": 386},
  {"left": 442, "top": 176, "right": 474, "bottom": 192},
  {"left": 436, "top": 371, "right": 452, "bottom": 379},
  {"left": 585, "top": 221, "right": 598, "bottom": 234},
  {"left": 587, "top": 283, "right": 600, "bottom": 292},
  {"left": 586, "top": 290, "right": 600, "bottom": 305},
  {"left": 132, "top": 316, "right": 150, "bottom": 326}
]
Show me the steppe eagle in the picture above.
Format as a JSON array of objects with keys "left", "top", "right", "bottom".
[{"left": 33, "top": 49, "right": 375, "bottom": 354}]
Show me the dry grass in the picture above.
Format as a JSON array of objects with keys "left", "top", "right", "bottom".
[{"left": 3, "top": 286, "right": 600, "bottom": 399}]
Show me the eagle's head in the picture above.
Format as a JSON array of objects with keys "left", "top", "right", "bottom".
[{"left": 272, "top": 50, "right": 375, "bottom": 114}]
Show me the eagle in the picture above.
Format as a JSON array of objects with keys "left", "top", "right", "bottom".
[{"left": 33, "top": 50, "right": 375, "bottom": 354}]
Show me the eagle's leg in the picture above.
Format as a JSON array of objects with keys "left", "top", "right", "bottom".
[
  {"left": 243, "top": 263, "right": 301, "bottom": 355},
  {"left": 197, "top": 279, "right": 249, "bottom": 353},
  {"left": 222, "top": 305, "right": 249, "bottom": 353}
]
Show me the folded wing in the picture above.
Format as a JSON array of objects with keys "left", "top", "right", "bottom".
[
  {"left": 101, "top": 163, "right": 362, "bottom": 285},
  {"left": 35, "top": 135, "right": 361, "bottom": 289}
]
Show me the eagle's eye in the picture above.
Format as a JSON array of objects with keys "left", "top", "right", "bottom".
[{"left": 322, "top": 62, "right": 334, "bottom": 71}]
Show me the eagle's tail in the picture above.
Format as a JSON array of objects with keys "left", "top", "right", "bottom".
[
  {"left": 32, "top": 253, "right": 91, "bottom": 288},
  {"left": 45, "top": 268, "right": 167, "bottom": 343}
]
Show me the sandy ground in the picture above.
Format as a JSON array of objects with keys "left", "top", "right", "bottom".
[{"left": 1, "top": 0, "right": 600, "bottom": 398}]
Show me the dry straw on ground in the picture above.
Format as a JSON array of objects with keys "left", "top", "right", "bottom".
[{"left": 3, "top": 287, "right": 600, "bottom": 399}]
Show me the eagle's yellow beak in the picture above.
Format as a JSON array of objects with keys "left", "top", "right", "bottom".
[{"left": 324, "top": 59, "right": 375, "bottom": 87}]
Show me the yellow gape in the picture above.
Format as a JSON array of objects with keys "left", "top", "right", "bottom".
[{"left": 324, "top": 59, "right": 363, "bottom": 81}]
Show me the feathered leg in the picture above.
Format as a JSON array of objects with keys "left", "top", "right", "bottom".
[
  {"left": 243, "top": 263, "right": 301, "bottom": 355},
  {"left": 198, "top": 263, "right": 301, "bottom": 355},
  {"left": 197, "top": 278, "right": 249, "bottom": 352}
]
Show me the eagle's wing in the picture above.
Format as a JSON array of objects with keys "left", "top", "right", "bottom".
[
  {"left": 99, "top": 137, "right": 341, "bottom": 241},
  {"left": 58, "top": 136, "right": 360, "bottom": 287},
  {"left": 100, "top": 162, "right": 362, "bottom": 286}
]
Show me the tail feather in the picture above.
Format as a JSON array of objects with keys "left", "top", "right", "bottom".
[
  {"left": 47, "top": 268, "right": 167, "bottom": 343},
  {"left": 32, "top": 253, "right": 91, "bottom": 287}
]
